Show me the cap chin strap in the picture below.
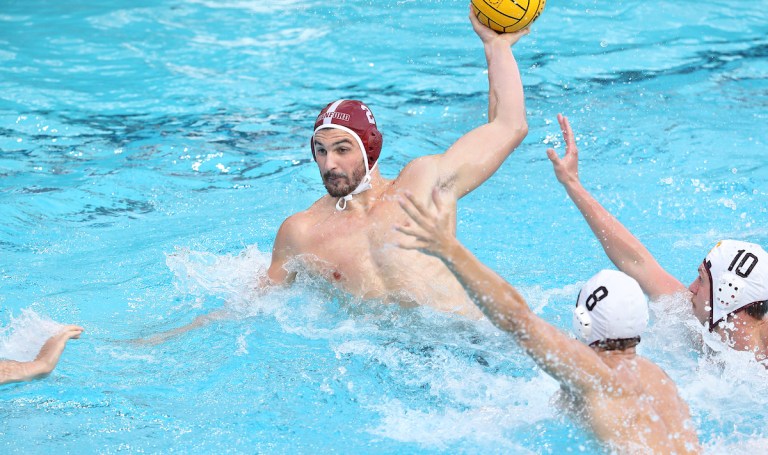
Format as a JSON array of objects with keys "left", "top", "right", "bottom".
[{"left": 336, "top": 161, "right": 378, "bottom": 211}]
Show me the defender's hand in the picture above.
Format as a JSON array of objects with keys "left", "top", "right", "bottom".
[
  {"left": 394, "top": 188, "right": 457, "bottom": 259},
  {"left": 546, "top": 114, "right": 581, "bottom": 186}
]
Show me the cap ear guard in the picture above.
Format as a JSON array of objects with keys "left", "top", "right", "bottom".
[
  {"left": 714, "top": 272, "right": 746, "bottom": 311},
  {"left": 362, "top": 127, "right": 383, "bottom": 169},
  {"left": 573, "top": 305, "right": 592, "bottom": 341}
]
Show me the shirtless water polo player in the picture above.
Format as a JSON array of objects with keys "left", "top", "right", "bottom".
[
  {"left": 262, "top": 11, "right": 530, "bottom": 318},
  {"left": 395, "top": 190, "right": 701, "bottom": 454},
  {"left": 547, "top": 113, "right": 768, "bottom": 364},
  {"left": 139, "top": 10, "right": 531, "bottom": 343}
]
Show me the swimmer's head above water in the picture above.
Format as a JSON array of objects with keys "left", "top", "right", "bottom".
[
  {"left": 691, "top": 239, "right": 768, "bottom": 331},
  {"left": 573, "top": 269, "right": 649, "bottom": 350},
  {"left": 311, "top": 100, "right": 384, "bottom": 210}
]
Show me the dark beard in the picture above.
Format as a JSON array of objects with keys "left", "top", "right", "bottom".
[{"left": 322, "top": 164, "right": 366, "bottom": 197}]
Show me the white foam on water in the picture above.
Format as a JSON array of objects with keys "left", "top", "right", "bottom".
[
  {"left": 642, "top": 292, "right": 768, "bottom": 449},
  {"left": 340, "top": 333, "right": 560, "bottom": 449},
  {"left": 0, "top": 309, "right": 65, "bottom": 361},
  {"left": 165, "top": 244, "right": 271, "bottom": 315},
  {"left": 95, "top": 345, "right": 159, "bottom": 364},
  {"left": 517, "top": 281, "right": 584, "bottom": 316},
  {"left": 706, "top": 436, "right": 768, "bottom": 455},
  {"left": 161, "top": 245, "right": 768, "bottom": 449},
  {"left": 368, "top": 398, "right": 540, "bottom": 453},
  {"left": 162, "top": 244, "right": 571, "bottom": 446}
]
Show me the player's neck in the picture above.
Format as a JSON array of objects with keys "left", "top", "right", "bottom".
[
  {"left": 595, "top": 346, "right": 637, "bottom": 359},
  {"left": 722, "top": 314, "right": 768, "bottom": 359},
  {"left": 338, "top": 170, "right": 387, "bottom": 212}
]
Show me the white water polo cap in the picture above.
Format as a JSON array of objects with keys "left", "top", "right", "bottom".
[
  {"left": 311, "top": 100, "right": 383, "bottom": 211},
  {"left": 704, "top": 240, "right": 768, "bottom": 328},
  {"left": 573, "top": 269, "right": 649, "bottom": 347}
]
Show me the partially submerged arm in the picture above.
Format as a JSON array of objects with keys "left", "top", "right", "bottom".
[
  {"left": 134, "top": 310, "right": 231, "bottom": 345},
  {"left": 137, "top": 216, "right": 300, "bottom": 345},
  {"left": 0, "top": 325, "right": 83, "bottom": 385},
  {"left": 429, "top": 10, "right": 529, "bottom": 199},
  {"left": 546, "top": 114, "right": 685, "bottom": 300},
  {"left": 266, "top": 215, "right": 301, "bottom": 286},
  {"left": 395, "top": 190, "right": 610, "bottom": 392}
]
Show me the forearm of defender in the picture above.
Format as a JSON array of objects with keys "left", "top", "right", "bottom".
[
  {"left": 564, "top": 182, "right": 684, "bottom": 298},
  {"left": 438, "top": 240, "right": 608, "bottom": 391},
  {"left": 440, "top": 240, "right": 529, "bottom": 331}
]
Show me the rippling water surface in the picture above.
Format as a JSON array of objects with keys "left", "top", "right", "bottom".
[{"left": 1, "top": 0, "right": 767, "bottom": 453}]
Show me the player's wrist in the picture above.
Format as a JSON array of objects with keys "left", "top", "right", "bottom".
[
  {"left": 439, "top": 237, "right": 465, "bottom": 264},
  {"left": 484, "top": 37, "right": 510, "bottom": 55},
  {"left": 561, "top": 175, "right": 582, "bottom": 188},
  {"left": 564, "top": 180, "right": 588, "bottom": 200}
]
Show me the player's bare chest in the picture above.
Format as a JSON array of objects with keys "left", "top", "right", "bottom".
[{"left": 301, "top": 202, "right": 406, "bottom": 261}]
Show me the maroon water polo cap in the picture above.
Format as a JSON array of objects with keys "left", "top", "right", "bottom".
[{"left": 311, "top": 99, "right": 383, "bottom": 170}]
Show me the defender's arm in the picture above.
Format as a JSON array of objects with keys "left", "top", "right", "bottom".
[
  {"left": 547, "top": 114, "right": 685, "bottom": 299},
  {"left": 395, "top": 190, "right": 611, "bottom": 392}
]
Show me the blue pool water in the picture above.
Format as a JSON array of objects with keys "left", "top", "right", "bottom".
[{"left": 1, "top": 0, "right": 768, "bottom": 453}]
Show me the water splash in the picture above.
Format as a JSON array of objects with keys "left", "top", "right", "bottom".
[
  {"left": 0, "top": 309, "right": 65, "bottom": 361},
  {"left": 165, "top": 244, "right": 269, "bottom": 314},
  {"left": 158, "top": 245, "right": 768, "bottom": 450},
  {"left": 160, "top": 249, "right": 586, "bottom": 448},
  {"left": 644, "top": 292, "right": 768, "bottom": 452}
]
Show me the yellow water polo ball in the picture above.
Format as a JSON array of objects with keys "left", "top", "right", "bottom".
[{"left": 471, "top": 0, "right": 547, "bottom": 33}]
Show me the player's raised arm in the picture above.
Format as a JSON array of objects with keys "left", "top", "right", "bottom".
[
  {"left": 546, "top": 114, "right": 685, "bottom": 300},
  {"left": 432, "top": 9, "right": 529, "bottom": 200}
]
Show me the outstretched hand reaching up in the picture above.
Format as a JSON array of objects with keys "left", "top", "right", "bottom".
[{"left": 546, "top": 113, "right": 581, "bottom": 186}]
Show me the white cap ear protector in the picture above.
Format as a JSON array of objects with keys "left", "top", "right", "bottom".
[{"left": 573, "top": 304, "right": 592, "bottom": 340}]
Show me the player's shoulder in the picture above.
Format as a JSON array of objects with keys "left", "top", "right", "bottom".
[
  {"left": 605, "top": 356, "right": 675, "bottom": 397},
  {"left": 637, "top": 356, "right": 675, "bottom": 384},
  {"left": 395, "top": 154, "right": 441, "bottom": 187},
  {"left": 277, "top": 197, "right": 329, "bottom": 238}
]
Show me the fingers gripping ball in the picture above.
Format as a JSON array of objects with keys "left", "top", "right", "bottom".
[{"left": 471, "top": 0, "right": 546, "bottom": 33}]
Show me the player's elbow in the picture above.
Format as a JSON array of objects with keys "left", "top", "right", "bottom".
[
  {"left": 515, "top": 121, "right": 529, "bottom": 141},
  {"left": 515, "top": 116, "right": 529, "bottom": 135},
  {"left": 503, "top": 121, "right": 528, "bottom": 152},
  {"left": 495, "top": 117, "right": 527, "bottom": 143}
]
